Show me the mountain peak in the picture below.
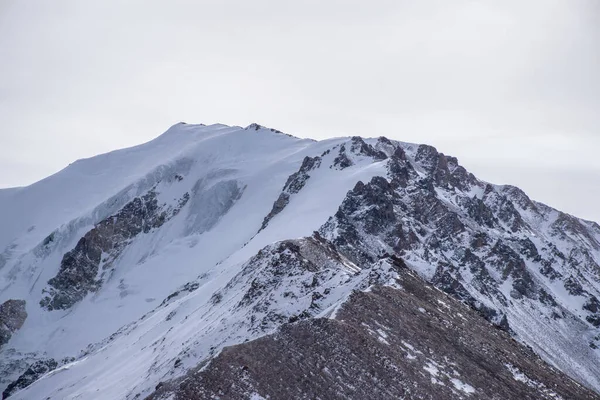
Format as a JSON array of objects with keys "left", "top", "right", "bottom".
[
  {"left": 245, "top": 122, "right": 279, "bottom": 132},
  {"left": 1, "top": 123, "right": 599, "bottom": 399}
]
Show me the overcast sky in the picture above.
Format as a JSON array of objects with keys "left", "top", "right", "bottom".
[{"left": 1, "top": 1, "right": 599, "bottom": 221}]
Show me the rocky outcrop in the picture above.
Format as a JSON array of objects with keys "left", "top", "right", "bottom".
[
  {"left": 349, "top": 136, "right": 387, "bottom": 161},
  {"left": 483, "top": 186, "right": 528, "bottom": 233},
  {"left": 159, "top": 282, "right": 201, "bottom": 308},
  {"left": 552, "top": 212, "right": 600, "bottom": 250},
  {"left": 148, "top": 267, "right": 598, "bottom": 400},
  {"left": 414, "top": 144, "right": 477, "bottom": 190},
  {"left": 317, "top": 141, "right": 600, "bottom": 389},
  {"left": 282, "top": 156, "right": 321, "bottom": 194},
  {"left": 244, "top": 123, "right": 292, "bottom": 137},
  {"left": 207, "top": 235, "right": 401, "bottom": 337},
  {"left": 0, "top": 301, "right": 26, "bottom": 348},
  {"left": 40, "top": 189, "right": 189, "bottom": 311},
  {"left": 488, "top": 240, "right": 536, "bottom": 300},
  {"left": 387, "top": 146, "right": 415, "bottom": 189},
  {"left": 260, "top": 156, "right": 321, "bottom": 231},
  {"left": 332, "top": 144, "right": 353, "bottom": 169},
  {"left": 320, "top": 177, "right": 404, "bottom": 265},
  {"left": 332, "top": 137, "right": 387, "bottom": 170},
  {"left": 2, "top": 359, "right": 57, "bottom": 399},
  {"left": 462, "top": 196, "right": 497, "bottom": 228}
]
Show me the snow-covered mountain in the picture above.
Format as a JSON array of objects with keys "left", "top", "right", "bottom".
[{"left": 0, "top": 122, "right": 599, "bottom": 399}]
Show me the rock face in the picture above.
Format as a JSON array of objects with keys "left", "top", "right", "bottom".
[
  {"left": 318, "top": 142, "right": 600, "bottom": 389},
  {"left": 332, "top": 137, "right": 387, "bottom": 170},
  {"left": 0, "top": 300, "right": 26, "bottom": 348},
  {"left": 188, "top": 235, "right": 401, "bottom": 347},
  {"left": 40, "top": 189, "right": 189, "bottom": 310},
  {"left": 149, "top": 265, "right": 598, "bottom": 400},
  {"left": 2, "top": 359, "right": 57, "bottom": 399}
]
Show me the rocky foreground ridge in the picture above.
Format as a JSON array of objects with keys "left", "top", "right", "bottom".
[{"left": 149, "top": 256, "right": 598, "bottom": 400}]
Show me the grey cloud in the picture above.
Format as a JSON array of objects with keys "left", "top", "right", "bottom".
[{"left": 0, "top": 0, "right": 598, "bottom": 221}]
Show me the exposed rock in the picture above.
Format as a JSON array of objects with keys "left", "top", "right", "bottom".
[
  {"left": 584, "top": 296, "right": 600, "bottom": 327},
  {"left": 0, "top": 300, "right": 26, "bottom": 348},
  {"left": 518, "top": 238, "right": 541, "bottom": 261},
  {"left": 568, "top": 248, "right": 600, "bottom": 281},
  {"left": 502, "top": 185, "right": 540, "bottom": 214},
  {"left": 40, "top": 189, "right": 189, "bottom": 310},
  {"left": 349, "top": 136, "right": 388, "bottom": 161},
  {"left": 483, "top": 187, "right": 527, "bottom": 233},
  {"left": 332, "top": 144, "right": 353, "bottom": 169},
  {"left": 413, "top": 145, "right": 476, "bottom": 190},
  {"left": 160, "top": 281, "right": 201, "bottom": 308},
  {"left": 564, "top": 276, "right": 586, "bottom": 297},
  {"left": 284, "top": 156, "right": 321, "bottom": 194},
  {"left": 552, "top": 213, "right": 600, "bottom": 250},
  {"left": 387, "top": 147, "right": 415, "bottom": 189},
  {"left": 244, "top": 123, "right": 285, "bottom": 135},
  {"left": 414, "top": 144, "right": 440, "bottom": 171},
  {"left": 374, "top": 136, "right": 397, "bottom": 157},
  {"left": 259, "top": 193, "right": 289, "bottom": 231},
  {"left": 489, "top": 241, "right": 535, "bottom": 299},
  {"left": 539, "top": 259, "right": 562, "bottom": 280},
  {"left": 315, "top": 142, "right": 600, "bottom": 390},
  {"left": 148, "top": 271, "right": 598, "bottom": 400},
  {"left": 584, "top": 296, "right": 600, "bottom": 314},
  {"left": 436, "top": 212, "right": 466, "bottom": 239},
  {"left": 319, "top": 176, "right": 404, "bottom": 264},
  {"left": 587, "top": 315, "right": 600, "bottom": 327},
  {"left": 431, "top": 265, "right": 474, "bottom": 304},
  {"left": 260, "top": 156, "right": 321, "bottom": 231},
  {"left": 332, "top": 137, "right": 388, "bottom": 171},
  {"left": 537, "top": 288, "right": 558, "bottom": 308},
  {"left": 471, "top": 232, "right": 489, "bottom": 249},
  {"left": 2, "top": 359, "right": 58, "bottom": 399},
  {"left": 462, "top": 196, "right": 496, "bottom": 228}
]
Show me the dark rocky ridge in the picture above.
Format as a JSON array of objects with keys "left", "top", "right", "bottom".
[
  {"left": 260, "top": 137, "right": 390, "bottom": 232},
  {"left": 40, "top": 189, "right": 189, "bottom": 310},
  {"left": 322, "top": 145, "right": 600, "bottom": 328},
  {"left": 260, "top": 156, "right": 321, "bottom": 231},
  {"left": 200, "top": 235, "right": 401, "bottom": 342},
  {"left": 0, "top": 300, "right": 26, "bottom": 349},
  {"left": 317, "top": 139, "right": 600, "bottom": 388},
  {"left": 2, "top": 359, "right": 58, "bottom": 399},
  {"left": 148, "top": 262, "right": 598, "bottom": 400},
  {"left": 332, "top": 137, "right": 387, "bottom": 170}
]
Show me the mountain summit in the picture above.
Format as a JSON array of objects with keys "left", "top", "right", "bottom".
[{"left": 0, "top": 123, "right": 599, "bottom": 399}]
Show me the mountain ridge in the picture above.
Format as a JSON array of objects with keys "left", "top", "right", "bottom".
[{"left": 0, "top": 122, "right": 598, "bottom": 399}]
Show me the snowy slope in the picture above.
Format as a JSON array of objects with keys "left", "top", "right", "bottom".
[
  {"left": 0, "top": 123, "right": 391, "bottom": 398},
  {"left": 0, "top": 122, "right": 599, "bottom": 399}
]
